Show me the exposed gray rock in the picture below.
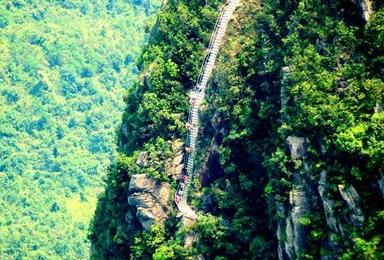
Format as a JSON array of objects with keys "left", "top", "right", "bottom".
[
  {"left": 351, "top": 0, "right": 372, "bottom": 22},
  {"left": 285, "top": 217, "right": 295, "bottom": 259},
  {"left": 276, "top": 136, "right": 316, "bottom": 259},
  {"left": 276, "top": 200, "right": 288, "bottom": 260},
  {"left": 287, "top": 136, "right": 308, "bottom": 159},
  {"left": 128, "top": 174, "right": 170, "bottom": 230},
  {"left": 318, "top": 170, "right": 341, "bottom": 259},
  {"left": 338, "top": 184, "right": 365, "bottom": 226},
  {"left": 277, "top": 186, "right": 312, "bottom": 259},
  {"left": 318, "top": 170, "right": 338, "bottom": 232},
  {"left": 289, "top": 180, "right": 310, "bottom": 257},
  {"left": 378, "top": 175, "right": 384, "bottom": 199}
]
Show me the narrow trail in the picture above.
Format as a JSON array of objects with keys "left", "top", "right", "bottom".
[{"left": 174, "top": 0, "right": 239, "bottom": 222}]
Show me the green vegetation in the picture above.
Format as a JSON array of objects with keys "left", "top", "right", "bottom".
[
  {"left": 90, "top": 0, "right": 225, "bottom": 258},
  {"left": 0, "top": 0, "right": 160, "bottom": 258},
  {"left": 90, "top": 0, "right": 383, "bottom": 258}
]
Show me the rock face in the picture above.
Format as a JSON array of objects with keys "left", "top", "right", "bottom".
[
  {"left": 126, "top": 139, "right": 183, "bottom": 231},
  {"left": 379, "top": 176, "right": 384, "bottom": 199},
  {"left": 318, "top": 170, "right": 341, "bottom": 258},
  {"left": 166, "top": 139, "right": 184, "bottom": 180},
  {"left": 128, "top": 174, "right": 171, "bottom": 230},
  {"left": 277, "top": 136, "right": 317, "bottom": 259},
  {"left": 351, "top": 0, "right": 372, "bottom": 22},
  {"left": 338, "top": 184, "right": 365, "bottom": 226},
  {"left": 318, "top": 171, "right": 338, "bottom": 232},
  {"left": 287, "top": 136, "right": 308, "bottom": 159},
  {"left": 277, "top": 136, "right": 369, "bottom": 259}
]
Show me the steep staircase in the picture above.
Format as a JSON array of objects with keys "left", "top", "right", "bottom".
[{"left": 174, "top": 0, "right": 239, "bottom": 222}]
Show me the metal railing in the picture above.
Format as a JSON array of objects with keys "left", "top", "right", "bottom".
[{"left": 174, "top": 0, "right": 239, "bottom": 214}]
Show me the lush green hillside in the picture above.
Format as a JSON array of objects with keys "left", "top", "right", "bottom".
[
  {"left": 0, "top": 0, "right": 160, "bottom": 258},
  {"left": 91, "top": 0, "right": 384, "bottom": 259}
]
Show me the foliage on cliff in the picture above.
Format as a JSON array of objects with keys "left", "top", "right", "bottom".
[
  {"left": 0, "top": 0, "right": 159, "bottom": 258},
  {"left": 90, "top": 0, "right": 224, "bottom": 258},
  {"left": 205, "top": 0, "right": 384, "bottom": 258},
  {"left": 91, "top": 0, "right": 384, "bottom": 259}
]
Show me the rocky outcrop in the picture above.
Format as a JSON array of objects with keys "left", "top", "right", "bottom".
[
  {"left": 378, "top": 175, "right": 384, "bottom": 199},
  {"left": 338, "top": 184, "right": 365, "bottom": 226},
  {"left": 126, "top": 139, "right": 183, "bottom": 230},
  {"left": 318, "top": 171, "right": 338, "bottom": 232},
  {"left": 287, "top": 136, "right": 308, "bottom": 159},
  {"left": 166, "top": 139, "right": 184, "bottom": 180},
  {"left": 318, "top": 170, "right": 341, "bottom": 259},
  {"left": 351, "top": 0, "right": 372, "bottom": 22},
  {"left": 277, "top": 136, "right": 317, "bottom": 259},
  {"left": 128, "top": 174, "right": 171, "bottom": 230}
]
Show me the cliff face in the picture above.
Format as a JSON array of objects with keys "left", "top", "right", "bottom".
[
  {"left": 351, "top": 0, "right": 373, "bottom": 21},
  {"left": 90, "top": 0, "right": 384, "bottom": 259},
  {"left": 205, "top": 1, "right": 384, "bottom": 258},
  {"left": 127, "top": 174, "right": 171, "bottom": 230}
]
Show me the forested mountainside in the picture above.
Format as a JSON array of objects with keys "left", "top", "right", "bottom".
[
  {"left": 90, "top": 0, "right": 384, "bottom": 259},
  {"left": 0, "top": 0, "right": 160, "bottom": 258}
]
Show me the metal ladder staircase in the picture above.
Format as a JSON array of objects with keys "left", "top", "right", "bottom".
[{"left": 174, "top": 0, "right": 239, "bottom": 221}]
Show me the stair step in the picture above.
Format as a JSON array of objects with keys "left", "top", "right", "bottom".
[{"left": 177, "top": 0, "right": 238, "bottom": 213}]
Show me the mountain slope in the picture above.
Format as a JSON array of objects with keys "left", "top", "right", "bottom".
[{"left": 90, "top": 0, "right": 384, "bottom": 258}]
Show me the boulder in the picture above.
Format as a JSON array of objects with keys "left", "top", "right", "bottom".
[{"left": 128, "top": 174, "right": 170, "bottom": 230}]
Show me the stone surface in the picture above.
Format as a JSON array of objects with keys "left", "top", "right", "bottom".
[
  {"left": 290, "top": 179, "right": 310, "bottom": 257},
  {"left": 128, "top": 174, "right": 170, "bottom": 230},
  {"left": 277, "top": 186, "right": 309, "bottom": 259},
  {"left": 338, "top": 184, "right": 365, "bottom": 226},
  {"left": 166, "top": 139, "right": 184, "bottom": 180},
  {"left": 378, "top": 176, "right": 384, "bottom": 199},
  {"left": 287, "top": 136, "right": 308, "bottom": 159},
  {"left": 276, "top": 136, "right": 315, "bottom": 260},
  {"left": 318, "top": 170, "right": 338, "bottom": 232},
  {"left": 318, "top": 170, "right": 341, "bottom": 259},
  {"left": 351, "top": 0, "right": 372, "bottom": 22}
]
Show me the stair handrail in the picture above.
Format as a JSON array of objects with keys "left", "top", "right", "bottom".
[{"left": 175, "top": 0, "right": 238, "bottom": 212}]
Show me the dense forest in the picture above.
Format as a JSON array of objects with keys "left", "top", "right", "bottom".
[
  {"left": 0, "top": 0, "right": 160, "bottom": 258},
  {"left": 90, "top": 0, "right": 384, "bottom": 259}
]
